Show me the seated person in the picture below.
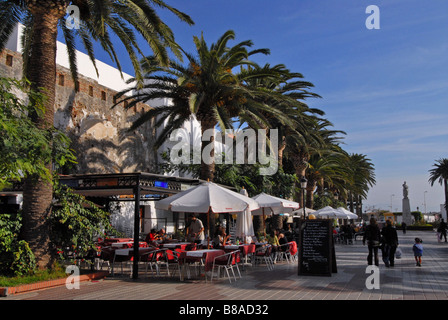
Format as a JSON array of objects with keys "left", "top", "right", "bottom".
[
  {"left": 213, "top": 226, "right": 230, "bottom": 248},
  {"left": 145, "top": 229, "right": 160, "bottom": 245},
  {"left": 157, "top": 228, "right": 167, "bottom": 242},
  {"left": 278, "top": 233, "right": 288, "bottom": 251}
]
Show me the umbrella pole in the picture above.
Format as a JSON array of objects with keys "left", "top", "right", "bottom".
[
  {"left": 263, "top": 208, "right": 266, "bottom": 238},
  {"left": 207, "top": 208, "right": 210, "bottom": 249}
]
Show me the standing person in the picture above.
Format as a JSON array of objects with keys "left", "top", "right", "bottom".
[
  {"left": 363, "top": 218, "right": 381, "bottom": 266},
  {"left": 438, "top": 219, "right": 447, "bottom": 242},
  {"left": 381, "top": 220, "right": 399, "bottom": 267},
  {"left": 413, "top": 238, "right": 423, "bottom": 266},
  {"left": 401, "top": 222, "right": 407, "bottom": 234},
  {"left": 187, "top": 214, "right": 205, "bottom": 243}
]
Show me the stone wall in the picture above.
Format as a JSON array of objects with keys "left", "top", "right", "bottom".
[{"left": 0, "top": 48, "right": 157, "bottom": 174}]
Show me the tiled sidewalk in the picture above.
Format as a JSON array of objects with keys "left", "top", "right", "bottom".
[{"left": 3, "top": 230, "right": 448, "bottom": 301}]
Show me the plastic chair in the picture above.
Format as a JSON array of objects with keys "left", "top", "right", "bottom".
[
  {"left": 253, "top": 244, "right": 274, "bottom": 270},
  {"left": 111, "top": 249, "right": 133, "bottom": 277},
  {"left": 276, "top": 243, "right": 291, "bottom": 263},
  {"left": 157, "top": 249, "right": 182, "bottom": 279},
  {"left": 211, "top": 250, "right": 241, "bottom": 283}
]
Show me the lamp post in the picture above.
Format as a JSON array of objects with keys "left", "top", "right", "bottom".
[
  {"left": 390, "top": 194, "right": 395, "bottom": 212},
  {"left": 424, "top": 191, "right": 427, "bottom": 215},
  {"left": 300, "top": 176, "right": 308, "bottom": 218}
]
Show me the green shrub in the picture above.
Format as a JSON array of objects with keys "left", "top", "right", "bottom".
[{"left": 0, "top": 214, "right": 36, "bottom": 277}]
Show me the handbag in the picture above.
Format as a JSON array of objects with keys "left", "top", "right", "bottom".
[{"left": 395, "top": 247, "right": 402, "bottom": 259}]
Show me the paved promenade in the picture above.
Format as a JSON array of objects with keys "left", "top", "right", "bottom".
[{"left": 3, "top": 230, "right": 448, "bottom": 302}]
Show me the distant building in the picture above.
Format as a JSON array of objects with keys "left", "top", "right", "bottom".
[{"left": 1, "top": 24, "right": 236, "bottom": 237}]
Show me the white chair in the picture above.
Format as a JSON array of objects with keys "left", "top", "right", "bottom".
[
  {"left": 210, "top": 250, "right": 241, "bottom": 283},
  {"left": 253, "top": 244, "right": 274, "bottom": 270}
]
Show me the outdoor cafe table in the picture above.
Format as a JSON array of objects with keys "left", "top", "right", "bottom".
[
  {"left": 103, "top": 238, "right": 134, "bottom": 244},
  {"left": 161, "top": 242, "right": 192, "bottom": 250},
  {"left": 223, "top": 244, "right": 255, "bottom": 266},
  {"left": 111, "top": 241, "right": 148, "bottom": 248},
  {"left": 180, "top": 249, "right": 225, "bottom": 272},
  {"left": 114, "top": 247, "right": 157, "bottom": 257}
]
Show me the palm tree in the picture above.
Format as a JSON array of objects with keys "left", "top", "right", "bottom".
[
  {"left": 345, "top": 153, "right": 376, "bottom": 215},
  {"left": 0, "top": 0, "right": 193, "bottom": 269},
  {"left": 429, "top": 158, "right": 448, "bottom": 213},
  {"left": 116, "top": 30, "right": 297, "bottom": 182},
  {"left": 239, "top": 63, "right": 324, "bottom": 170},
  {"left": 285, "top": 117, "right": 345, "bottom": 207}
]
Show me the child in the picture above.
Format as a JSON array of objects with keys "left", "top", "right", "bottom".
[{"left": 413, "top": 238, "right": 423, "bottom": 266}]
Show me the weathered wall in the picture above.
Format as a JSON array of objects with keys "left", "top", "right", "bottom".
[{"left": 1, "top": 48, "right": 157, "bottom": 174}]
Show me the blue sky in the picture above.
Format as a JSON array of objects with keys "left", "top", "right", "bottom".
[{"left": 67, "top": 0, "right": 448, "bottom": 213}]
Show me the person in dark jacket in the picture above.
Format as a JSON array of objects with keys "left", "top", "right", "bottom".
[
  {"left": 363, "top": 218, "right": 381, "bottom": 266},
  {"left": 381, "top": 219, "right": 399, "bottom": 267},
  {"left": 438, "top": 219, "right": 447, "bottom": 242}
]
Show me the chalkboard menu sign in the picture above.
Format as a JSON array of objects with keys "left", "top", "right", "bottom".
[{"left": 298, "top": 219, "right": 337, "bottom": 276}]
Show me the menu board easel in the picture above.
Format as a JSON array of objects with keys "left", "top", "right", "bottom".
[{"left": 297, "top": 219, "right": 337, "bottom": 277}]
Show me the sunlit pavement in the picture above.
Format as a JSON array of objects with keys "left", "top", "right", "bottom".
[{"left": 3, "top": 230, "right": 448, "bottom": 301}]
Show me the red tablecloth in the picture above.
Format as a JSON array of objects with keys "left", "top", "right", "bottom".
[
  {"left": 162, "top": 242, "right": 193, "bottom": 251},
  {"left": 179, "top": 249, "right": 225, "bottom": 272},
  {"left": 223, "top": 244, "right": 255, "bottom": 257},
  {"left": 111, "top": 241, "right": 148, "bottom": 248}
]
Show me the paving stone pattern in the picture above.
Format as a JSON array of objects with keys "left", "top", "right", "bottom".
[{"left": 3, "top": 231, "right": 448, "bottom": 301}]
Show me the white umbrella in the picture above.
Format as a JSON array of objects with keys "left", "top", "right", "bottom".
[
  {"left": 314, "top": 206, "right": 347, "bottom": 219},
  {"left": 291, "top": 207, "right": 316, "bottom": 217},
  {"left": 250, "top": 192, "right": 299, "bottom": 236},
  {"left": 156, "top": 182, "right": 259, "bottom": 213},
  {"left": 236, "top": 188, "right": 255, "bottom": 243},
  {"left": 155, "top": 182, "right": 259, "bottom": 247},
  {"left": 251, "top": 192, "right": 300, "bottom": 216},
  {"left": 337, "top": 207, "right": 358, "bottom": 219}
]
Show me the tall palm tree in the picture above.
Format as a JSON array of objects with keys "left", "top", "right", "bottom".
[
  {"left": 116, "top": 30, "right": 297, "bottom": 182},
  {"left": 239, "top": 63, "right": 324, "bottom": 170},
  {"left": 345, "top": 153, "right": 376, "bottom": 215},
  {"left": 428, "top": 158, "right": 448, "bottom": 213},
  {"left": 305, "top": 147, "right": 349, "bottom": 209},
  {"left": 285, "top": 117, "right": 345, "bottom": 207},
  {"left": 0, "top": 0, "right": 193, "bottom": 269}
]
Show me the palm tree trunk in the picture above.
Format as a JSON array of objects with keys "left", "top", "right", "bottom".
[
  {"left": 199, "top": 119, "right": 215, "bottom": 182},
  {"left": 21, "top": 4, "right": 65, "bottom": 269},
  {"left": 198, "top": 117, "right": 216, "bottom": 239},
  {"left": 444, "top": 179, "right": 448, "bottom": 212},
  {"left": 306, "top": 182, "right": 316, "bottom": 209},
  {"left": 277, "top": 136, "right": 286, "bottom": 170},
  {"left": 292, "top": 152, "right": 308, "bottom": 210}
]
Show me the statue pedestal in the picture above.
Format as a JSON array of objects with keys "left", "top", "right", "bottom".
[{"left": 402, "top": 198, "right": 412, "bottom": 225}]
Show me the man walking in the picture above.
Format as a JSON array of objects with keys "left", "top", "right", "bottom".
[
  {"left": 438, "top": 219, "right": 447, "bottom": 242},
  {"left": 381, "top": 219, "right": 399, "bottom": 267}
]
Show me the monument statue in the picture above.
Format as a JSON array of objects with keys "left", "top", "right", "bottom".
[
  {"left": 402, "top": 181, "right": 412, "bottom": 225},
  {"left": 403, "top": 181, "right": 408, "bottom": 199}
]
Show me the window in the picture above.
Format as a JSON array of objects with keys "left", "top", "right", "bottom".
[
  {"left": 6, "top": 54, "right": 13, "bottom": 67},
  {"left": 101, "top": 91, "right": 106, "bottom": 101},
  {"left": 89, "top": 86, "right": 93, "bottom": 97},
  {"left": 58, "top": 74, "right": 65, "bottom": 86}
]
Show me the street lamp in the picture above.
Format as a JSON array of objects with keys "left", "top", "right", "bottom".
[
  {"left": 300, "top": 176, "right": 307, "bottom": 218},
  {"left": 390, "top": 194, "right": 395, "bottom": 212},
  {"left": 424, "top": 191, "right": 428, "bottom": 215}
]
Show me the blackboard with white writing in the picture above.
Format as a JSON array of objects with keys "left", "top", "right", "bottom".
[{"left": 298, "top": 219, "right": 337, "bottom": 276}]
